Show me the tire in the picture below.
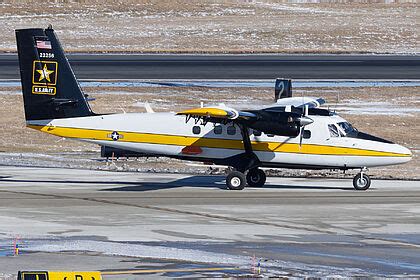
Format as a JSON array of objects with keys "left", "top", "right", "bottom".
[
  {"left": 246, "top": 169, "right": 266, "bottom": 188},
  {"left": 226, "top": 171, "right": 246, "bottom": 190},
  {"left": 353, "top": 173, "right": 371, "bottom": 190}
]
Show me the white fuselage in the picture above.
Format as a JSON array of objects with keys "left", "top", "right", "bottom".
[{"left": 28, "top": 112, "right": 412, "bottom": 169}]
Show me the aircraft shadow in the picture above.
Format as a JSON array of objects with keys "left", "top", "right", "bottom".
[
  {"left": 103, "top": 175, "right": 228, "bottom": 192},
  {"left": 103, "top": 175, "right": 351, "bottom": 192},
  {"left": 0, "top": 175, "right": 351, "bottom": 192}
]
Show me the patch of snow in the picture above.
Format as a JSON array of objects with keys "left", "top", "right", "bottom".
[{"left": 27, "top": 240, "right": 248, "bottom": 265}]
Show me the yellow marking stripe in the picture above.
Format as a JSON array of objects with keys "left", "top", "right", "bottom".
[
  {"left": 28, "top": 125, "right": 410, "bottom": 157},
  {"left": 20, "top": 271, "right": 102, "bottom": 280},
  {"left": 177, "top": 107, "right": 229, "bottom": 117},
  {"left": 102, "top": 267, "right": 240, "bottom": 275}
]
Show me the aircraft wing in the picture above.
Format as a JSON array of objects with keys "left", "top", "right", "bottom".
[
  {"left": 176, "top": 104, "right": 314, "bottom": 138},
  {"left": 274, "top": 97, "right": 326, "bottom": 108},
  {"left": 176, "top": 106, "right": 257, "bottom": 120}
]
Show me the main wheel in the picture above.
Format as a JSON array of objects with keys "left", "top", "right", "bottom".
[
  {"left": 226, "top": 171, "right": 246, "bottom": 190},
  {"left": 353, "top": 173, "right": 371, "bottom": 190},
  {"left": 246, "top": 168, "right": 266, "bottom": 188}
]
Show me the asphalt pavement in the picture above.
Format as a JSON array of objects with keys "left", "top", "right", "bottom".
[
  {"left": 1, "top": 54, "right": 419, "bottom": 80},
  {"left": 0, "top": 167, "right": 419, "bottom": 278}
]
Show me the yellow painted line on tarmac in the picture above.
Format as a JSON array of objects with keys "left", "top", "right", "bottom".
[{"left": 101, "top": 266, "right": 241, "bottom": 275}]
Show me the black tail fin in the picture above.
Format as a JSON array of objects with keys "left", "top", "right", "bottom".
[
  {"left": 15, "top": 26, "right": 94, "bottom": 121},
  {"left": 274, "top": 78, "right": 292, "bottom": 102}
]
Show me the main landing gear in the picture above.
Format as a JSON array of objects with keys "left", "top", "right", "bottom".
[
  {"left": 246, "top": 168, "right": 266, "bottom": 188},
  {"left": 352, "top": 167, "right": 371, "bottom": 191},
  {"left": 226, "top": 168, "right": 267, "bottom": 190},
  {"left": 226, "top": 171, "right": 246, "bottom": 190},
  {"left": 224, "top": 124, "right": 267, "bottom": 190}
]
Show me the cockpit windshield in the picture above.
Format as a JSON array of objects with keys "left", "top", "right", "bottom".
[
  {"left": 337, "top": 122, "right": 358, "bottom": 136},
  {"left": 328, "top": 124, "right": 340, "bottom": 137}
]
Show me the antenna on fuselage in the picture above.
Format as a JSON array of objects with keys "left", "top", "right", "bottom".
[{"left": 334, "top": 89, "right": 340, "bottom": 113}]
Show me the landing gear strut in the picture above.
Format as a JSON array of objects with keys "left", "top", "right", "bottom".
[
  {"left": 353, "top": 167, "right": 371, "bottom": 190},
  {"left": 224, "top": 124, "right": 266, "bottom": 190}
]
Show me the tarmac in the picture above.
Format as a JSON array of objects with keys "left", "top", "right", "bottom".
[
  {"left": 1, "top": 54, "right": 419, "bottom": 79},
  {"left": 0, "top": 166, "right": 419, "bottom": 278}
]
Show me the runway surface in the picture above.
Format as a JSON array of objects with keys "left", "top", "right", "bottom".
[
  {"left": 0, "top": 167, "right": 419, "bottom": 278},
  {"left": 1, "top": 54, "right": 419, "bottom": 80}
]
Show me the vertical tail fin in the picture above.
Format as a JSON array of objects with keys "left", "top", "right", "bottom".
[
  {"left": 15, "top": 26, "right": 94, "bottom": 121},
  {"left": 274, "top": 78, "right": 292, "bottom": 102}
]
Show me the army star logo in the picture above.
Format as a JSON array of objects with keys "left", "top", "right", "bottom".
[
  {"left": 32, "top": 60, "right": 58, "bottom": 86},
  {"left": 36, "top": 64, "right": 54, "bottom": 82},
  {"left": 32, "top": 60, "right": 58, "bottom": 95},
  {"left": 108, "top": 131, "right": 124, "bottom": 141}
]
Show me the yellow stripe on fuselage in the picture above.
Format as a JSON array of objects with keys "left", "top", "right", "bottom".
[{"left": 27, "top": 124, "right": 410, "bottom": 157}]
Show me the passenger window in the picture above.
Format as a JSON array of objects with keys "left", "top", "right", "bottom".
[
  {"left": 328, "top": 124, "right": 339, "bottom": 137},
  {"left": 227, "top": 126, "right": 236, "bottom": 135},
  {"left": 192, "top": 126, "right": 201, "bottom": 135},
  {"left": 214, "top": 125, "right": 222, "bottom": 135},
  {"left": 303, "top": 130, "right": 311, "bottom": 139},
  {"left": 253, "top": 130, "right": 262, "bottom": 136},
  {"left": 266, "top": 134, "right": 275, "bottom": 137}
]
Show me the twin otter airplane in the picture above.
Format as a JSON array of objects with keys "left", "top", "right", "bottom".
[{"left": 16, "top": 27, "right": 412, "bottom": 190}]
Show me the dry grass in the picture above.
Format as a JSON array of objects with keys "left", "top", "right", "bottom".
[
  {"left": 0, "top": 1, "right": 417, "bottom": 53},
  {"left": 0, "top": 85, "right": 418, "bottom": 179}
]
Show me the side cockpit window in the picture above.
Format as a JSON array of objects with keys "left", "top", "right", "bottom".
[{"left": 328, "top": 124, "right": 340, "bottom": 137}]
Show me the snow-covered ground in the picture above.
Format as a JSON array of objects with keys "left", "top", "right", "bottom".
[{"left": 0, "top": 1, "right": 418, "bottom": 54}]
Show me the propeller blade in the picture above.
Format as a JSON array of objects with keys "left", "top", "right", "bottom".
[
  {"left": 299, "top": 126, "right": 306, "bottom": 148},
  {"left": 298, "top": 114, "right": 312, "bottom": 148}
]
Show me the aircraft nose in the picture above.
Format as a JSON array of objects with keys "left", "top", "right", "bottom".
[{"left": 394, "top": 144, "right": 412, "bottom": 164}]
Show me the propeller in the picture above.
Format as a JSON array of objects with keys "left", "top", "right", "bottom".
[{"left": 298, "top": 105, "right": 312, "bottom": 148}]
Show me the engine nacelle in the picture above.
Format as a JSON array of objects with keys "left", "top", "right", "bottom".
[
  {"left": 249, "top": 121, "right": 300, "bottom": 137},
  {"left": 245, "top": 111, "right": 304, "bottom": 137}
]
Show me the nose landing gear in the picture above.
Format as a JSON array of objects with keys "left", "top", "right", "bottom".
[{"left": 353, "top": 168, "right": 371, "bottom": 190}]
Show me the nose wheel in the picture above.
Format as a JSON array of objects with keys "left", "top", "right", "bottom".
[{"left": 353, "top": 169, "right": 371, "bottom": 190}]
